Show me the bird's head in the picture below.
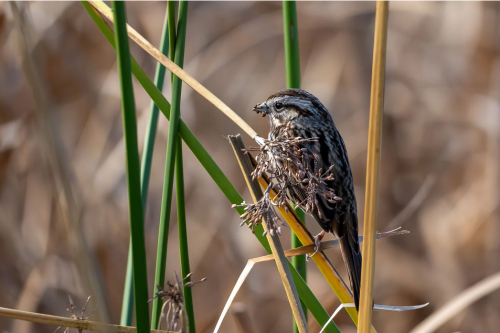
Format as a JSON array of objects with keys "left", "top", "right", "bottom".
[{"left": 252, "top": 89, "right": 329, "bottom": 131}]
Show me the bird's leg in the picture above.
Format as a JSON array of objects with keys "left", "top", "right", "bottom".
[{"left": 306, "top": 230, "right": 326, "bottom": 260}]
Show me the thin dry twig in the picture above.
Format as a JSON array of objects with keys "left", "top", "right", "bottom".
[
  {"left": 0, "top": 306, "right": 173, "bottom": 333},
  {"left": 213, "top": 261, "right": 255, "bottom": 333},
  {"left": 252, "top": 228, "right": 409, "bottom": 263},
  {"left": 320, "top": 302, "right": 428, "bottom": 333}
]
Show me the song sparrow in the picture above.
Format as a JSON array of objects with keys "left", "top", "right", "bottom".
[{"left": 252, "top": 89, "right": 362, "bottom": 310}]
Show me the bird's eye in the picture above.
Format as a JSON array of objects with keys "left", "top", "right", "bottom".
[{"left": 275, "top": 102, "right": 284, "bottom": 110}]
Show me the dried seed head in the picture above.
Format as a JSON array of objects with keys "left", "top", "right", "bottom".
[
  {"left": 234, "top": 128, "right": 340, "bottom": 238},
  {"left": 151, "top": 273, "right": 206, "bottom": 331}
]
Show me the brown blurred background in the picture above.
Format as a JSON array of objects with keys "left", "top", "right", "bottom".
[{"left": 1, "top": 1, "right": 499, "bottom": 332}]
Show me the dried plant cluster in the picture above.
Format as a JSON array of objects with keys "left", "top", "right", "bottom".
[
  {"left": 232, "top": 187, "right": 287, "bottom": 236},
  {"left": 149, "top": 273, "right": 207, "bottom": 332},
  {"left": 233, "top": 124, "right": 341, "bottom": 236}
]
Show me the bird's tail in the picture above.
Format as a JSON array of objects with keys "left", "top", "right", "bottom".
[{"left": 337, "top": 213, "right": 362, "bottom": 311}]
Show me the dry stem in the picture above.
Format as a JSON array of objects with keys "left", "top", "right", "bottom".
[{"left": 0, "top": 307, "right": 173, "bottom": 333}]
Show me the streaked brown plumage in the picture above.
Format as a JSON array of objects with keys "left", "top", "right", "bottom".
[{"left": 253, "top": 88, "right": 362, "bottom": 310}]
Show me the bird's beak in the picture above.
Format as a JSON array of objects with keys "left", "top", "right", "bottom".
[{"left": 252, "top": 102, "right": 268, "bottom": 117}]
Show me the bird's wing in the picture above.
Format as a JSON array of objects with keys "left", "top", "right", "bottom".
[{"left": 285, "top": 139, "right": 338, "bottom": 232}]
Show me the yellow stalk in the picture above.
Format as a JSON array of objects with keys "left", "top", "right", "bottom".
[
  {"left": 87, "top": 0, "right": 258, "bottom": 140},
  {"left": 358, "top": 2, "right": 389, "bottom": 333}
]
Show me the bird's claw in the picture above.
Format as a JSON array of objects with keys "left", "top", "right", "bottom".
[{"left": 306, "top": 232, "right": 324, "bottom": 261}]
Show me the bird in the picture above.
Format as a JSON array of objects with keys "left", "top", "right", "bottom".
[{"left": 252, "top": 88, "right": 362, "bottom": 310}]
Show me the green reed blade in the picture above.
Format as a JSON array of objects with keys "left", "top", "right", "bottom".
[
  {"left": 111, "top": 2, "right": 150, "bottom": 332},
  {"left": 283, "top": 1, "right": 301, "bottom": 89},
  {"left": 120, "top": 5, "right": 170, "bottom": 327},
  {"left": 151, "top": 1, "right": 190, "bottom": 329},
  {"left": 170, "top": 2, "right": 196, "bottom": 333},
  {"left": 168, "top": 1, "right": 176, "bottom": 83},
  {"left": 121, "top": 248, "right": 134, "bottom": 326},
  {"left": 175, "top": 140, "right": 195, "bottom": 332}
]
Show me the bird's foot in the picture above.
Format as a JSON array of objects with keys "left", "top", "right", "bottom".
[{"left": 306, "top": 230, "right": 326, "bottom": 261}]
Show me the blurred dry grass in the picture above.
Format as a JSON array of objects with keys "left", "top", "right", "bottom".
[{"left": 0, "top": 2, "right": 499, "bottom": 333}]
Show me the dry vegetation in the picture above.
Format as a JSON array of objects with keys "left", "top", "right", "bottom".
[{"left": 0, "top": 2, "right": 499, "bottom": 333}]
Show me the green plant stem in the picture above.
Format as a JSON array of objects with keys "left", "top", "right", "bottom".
[
  {"left": 81, "top": 4, "right": 338, "bottom": 331},
  {"left": 170, "top": 2, "right": 195, "bottom": 332},
  {"left": 176, "top": 140, "right": 194, "bottom": 332},
  {"left": 173, "top": 3, "right": 195, "bottom": 332},
  {"left": 120, "top": 6, "right": 170, "bottom": 327},
  {"left": 121, "top": 248, "right": 134, "bottom": 326},
  {"left": 283, "top": 2, "right": 307, "bottom": 331},
  {"left": 151, "top": 1, "right": 189, "bottom": 329},
  {"left": 283, "top": 1, "right": 301, "bottom": 89},
  {"left": 111, "top": 2, "right": 149, "bottom": 332},
  {"left": 168, "top": 1, "right": 176, "bottom": 83}
]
